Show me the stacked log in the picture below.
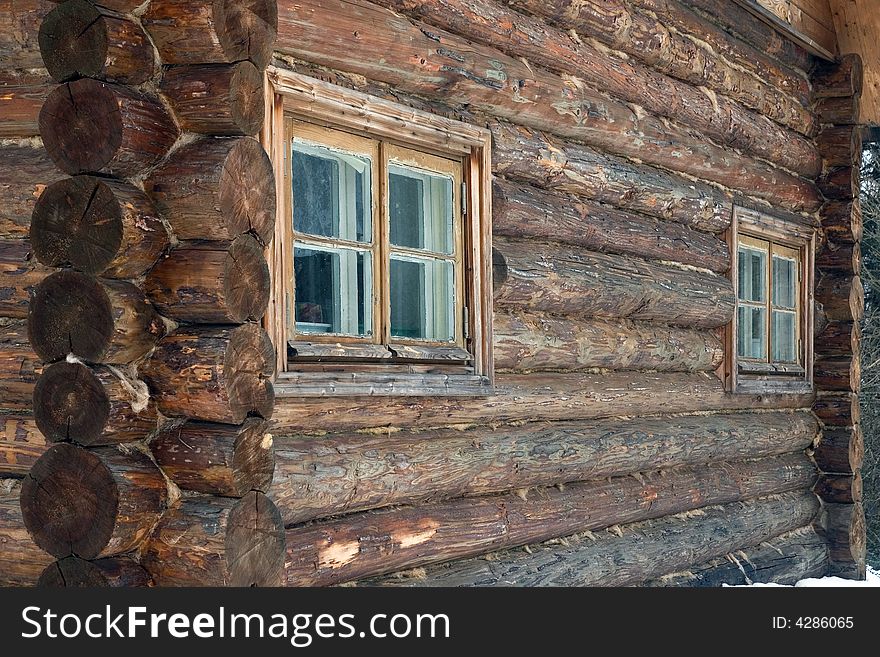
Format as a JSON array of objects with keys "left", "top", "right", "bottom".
[
  {"left": 0, "top": 478, "right": 53, "bottom": 586},
  {"left": 38, "top": 556, "right": 153, "bottom": 587}
]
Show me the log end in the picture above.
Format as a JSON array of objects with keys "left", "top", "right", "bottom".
[
  {"left": 219, "top": 138, "right": 277, "bottom": 244},
  {"left": 215, "top": 0, "right": 279, "bottom": 69},
  {"left": 226, "top": 490, "right": 286, "bottom": 586},
  {"left": 38, "top": 556, "right": 154, "bottom": 587},
  {"left": 39, "top": 0, "right": 108, "bottom": 83},
  {"left": 33, "top": 361, "right": 110, "bottom": 445}
]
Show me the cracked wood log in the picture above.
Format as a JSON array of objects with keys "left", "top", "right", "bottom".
[
  {"left": 272, "top": 410, "right": 818, "bottom": 525},
  {"left": 142, "top": 0, "right": 278, "bottom": 68},
  {"left": 145, "top": 235, "right": 270, "bottom": 323},
  {"left": 0, "top": 478, "right": 53, "bottom": 586},
  {"left": 0, "top": 238, "right": 51, "bottom": 319},
  {"left": 812, "top": 54, "right": 864, "bottom": 99},
  {"left": 0, "top": 0, "right": 54, "bottom": 69},
  {"left": 30, "top": 176, "right": 168, "bottom": 279},
  {"left": 271, "top": 371, "right": 814, "bottom": 433},
  {"left": 815, "top": 275, "right": 864, "bottom": 323},
  {"left": 817, "top": 243, "right": 860, "bottom": 274},
  {"left": 814, "top": 356, "right": 860, "bottom": 392},
  {"left": 39, "top": 79, "right": 178, "bottom": 177},
  {"left": 821, "top": 200, "right": 862, "bottom": 243},
  {"left": 0, "top": 320, "right": 42, "bottom": 410},
  {"left": 39, "top": 0, "right": 155, "bottom": 84},
  {"left": 0, "top": 413, "right": 46, "bottom": 477},
  {"left": 0, "top": 142, "right": 63, "bottom": 238},
  {"left": 33, "top": 361, "right": 157, "bottom": 446},
  {"left": 369, "top": 0, "right": 818, "bottom": 177},
  {"left": 815, "top": 473, "right": 862, "bottom": 504},
  {"left": 493, "top": 237, "right": 735, "bottom": 329},
  {"left": 151, "top": 418, "right": 274, "bottom": 497},
  {"left": 819, "top": 166, "right": 859, "bottom": 201},
  {"left": 141, "top": 490, "right": 285, "bottom": 587},
  {"left": 28, "top": 270, "right": 165, "bottom": 364},
  {"left": 815, "top": 321, "right": 860, "bottom": 357},
  {"left": 644, "top": 527, "right": 828, "bottom": 587},
  {"left": 160, "top": 62, "right": 265, "bottom": 136},
  {"left": 283, "top": 453, "right": 817, "bottom": 586},
  {"left": 276, "top": 0, "right": 821, "bottom": 211},
  {"left": 817, "top": 502, "right": 866, "bottom": 579},
  {"left": 813, "top": 425, "right": 863, "bottom": 474},
  {"left": 20, "top": 443, "right": 167, "bottom": 558},
  {"left": 493, "top": 311, "right": 723, "bottom": 372},
  {"left": 49, "top": 0, "right": 149, "bottom": 13},
  {"left": 144, "top": 137, "right": 276, "bottom": 244},
  {"left": 498, "top": 0, "right": 815, "bottom": 135},
  {"left": 814, "top": 393, "right": 860, "bottom": 427},
  {"left": 817, "top": 125, "right": 863, "bottom": 168},
  {"left": 141, "top": 323, "right": 275, "bottom": 424},
  {"left": 38, "top": 556, "right": 153, "bottom": 587},
  {"left": 0, "top": 69, "right": 53, "bottom": 138},
  {"left": 363, "top": 493, "right": 819, "bottom": 587},
  {"left": 816, "top": 96, "right": 861, "bottom": 125},
  {"left": 492, "top": 180, "right": 730, "bottom": 272}
]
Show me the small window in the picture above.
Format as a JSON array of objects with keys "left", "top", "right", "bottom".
[{"left": 727, "top": 207, "right": 815, "bottom": 393}]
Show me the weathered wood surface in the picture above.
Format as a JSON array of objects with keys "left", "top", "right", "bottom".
[
  {"left": 820, "top": 167, "right": 859, "bottom": 202},
  {"left": 817, "top": 502, "right": 866, "bottom": 578},
  {"left": 145, "top": 236, "right": 271, "bottom": 323},
  {"left": 814, "top": 393, "right": 860, "bottom": 426},
  {"left": 0, "top": 412, "right": 46, "bottom": 477},
  {"left": 272, "top": 411, "right": 817, "bottom": 525},
  {"left": 644, "top": 526, "right": 828, "bottom": 587},
  {"left": 816, "top": 95, "right": 861, "bottom": 125},
  {"left": 20, "top": 443, "right": 168, "bottom": 559},
  {"left": 34, "top": 361, "right": 157, "bottom": 446},
  {"left": 0, "top": 142, "right": 63, "bottom": 238},
  {"left": 161, "top": 62, "right": 265, "bottom": 136},
  {"left": 30, "top": 176, "right": 168, "bottom": 279},
  {"left": 48, "top": 0, "right": 147, "bottom": 13},
  {"left": 815, "top": 321, "right": 860, "bottom": 357},
  {"left": 493, "top": 311, "right": 723, "bottom": 373},
  {"left": 151, "top": 418, "right": 274, "bottom": 497},
  {"left": 39, "top": 0, "right": 155, "bottom": 84},
  {"left": 362, "top": 493, "right": 819, "bottom": 587},
  {"left": 28, "top": 271, "right": 165, "bottom": 364},
  {"left": 144, "top": 137, "right": 275, "bottom": 244},
  {"left": 0, "top": 319, "right": 42, "bottom": 410},
  {"left": 492, "top": 180, "right": 730, "bottom": 273},
  {"left": 493, "top": 237, "right": 735, "bottom": 329},
  {"left": 813, "top": 425, "right": 863, "bottom": 474},
  {"left": 0, "top": 478, "right": 53, "bottom": 586},
  {"left": 283, "top": 454, "right": 816, "bottom": 586},
  {"left": 817, "top": 125, "right": 863, "bottom": 168},
  {"left": 0, "top": 0, "right": 54, "bottom": 70},
  {"left": 38, "top": 556, "right": 153, "bottom": 587},
  {"left": 815, "top": 473, "right": 862, "bottom": 504},
  {"left": 817, "top": 243, "right": 860, "bottom": 273},
  {"left": 815, "top": 274, "right": 864, "bottom": 323},
  {"left": 141, "top": 491, "right": 286, "bottom": 587},
  {"left": 0, "top": 238, "right": 50, "bottom": 319},
  {"left": 276, "top": 0, "right": 822, "bottom": 211},
  {"left": 143, "top": 0, "right": 278, "bottom": 68},
  {"left": 814, "top": 356, "right": 860, "bottom": 392},
  {"left": 812, "top": 54, "right": 864, "bottom": 98},
  {"left": 368, "top": 0, "right": 819, "bottom": 177},
  {"left": 141, "top": 323, "right": 275, "bottom": 424},
  {"left": 822, "top": 200, "right": 862, "bottom": 244},
  {"left": 272, "top": 372, "right": 814, "bottom": 433},
  {"left": 39, "top": 79, "right": 178, "bottom": 177},
  {"left": 0, "top": 69, "right": 53, "bottom": 138}
]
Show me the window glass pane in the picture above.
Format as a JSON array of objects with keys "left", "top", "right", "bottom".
[
  {"left": 772, "top": 256, "right": 797, "bottom": 309},
  {"left": 737, "top": 246, "right": 766, "bottom": 303},
  {"left": 293, "top": 244, "right": 372, "bottom": 336},
  {"left": 292, "top": 142, "right": 371, "bottom": 243},
  {"left": 389, "top": 164, "right": 453, "bottom": 255},
  {"left": 390, "top": 255, "right": 454, "bottom": 341},
  {"left": 737, "top": 305, "right": 767, "bottom": 360},
  {"left": 772, "top": 310, "right": 797, "bottom": 363}
]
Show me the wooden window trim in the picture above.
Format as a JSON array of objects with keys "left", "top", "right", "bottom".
[
  {"left": 724, "top": 206, "right": 815, "bottom": 394},
  {"left": 262, "top": 68, "right": 494, "bottom": 397}
]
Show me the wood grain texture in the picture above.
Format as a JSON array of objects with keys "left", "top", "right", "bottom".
[
  {"left": 0, "top": 319, "right": 42, "bottom": 411},
  {"left": 0, "top": 142, "right": 64, "bottom": 238},
  {"left": 38, "top": 556, "right": 153, "bottom": 587},
  {"left": 0, "top": 69, "right": 53, "bottom": 138},
  {"left": 817, "top": 501, "right": 866, "bottom": 578},
  {"left": 0, "top": 238, "right": 51, "bottom": 320},
  {"left": 0, "top": 478, "right": 53, "bottom": 586},
  {"left": 0, "top": 412, "right": 46, "bottom": 477},
  {"left": 813, "top": 425, "right": 863, "bottom": 474},
  {"left": 0, "top": 0, "right": 54, "bottom": 69}
]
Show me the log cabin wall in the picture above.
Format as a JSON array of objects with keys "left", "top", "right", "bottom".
[{"left": 0, "top": 0, "right": 865, "bottom": 587}]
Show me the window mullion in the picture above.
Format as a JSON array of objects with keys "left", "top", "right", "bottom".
[{"left": 378, "top": 140, "right": 390, "bottom": 347}]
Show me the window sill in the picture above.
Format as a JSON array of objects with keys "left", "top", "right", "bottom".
[
  {"left": 274, "top": 371, "right": 494, "bottom": 397},
  {"left": 733, "top": 376, "right": 814, "bottom": 395}
]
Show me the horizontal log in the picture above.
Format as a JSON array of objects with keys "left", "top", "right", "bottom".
[
  {"left": 819, "top": 167, "right": 859, "bottom": 202},
  {"left": 814, "top": 473, "right": 862, "bottom": 504},
  {"left": 816, "top": 243, "right": 860, "bottom": 274},
  {"left": 283, "top": 453, "right": 817, "bottom": 585},
  {"left": 0, "top": 478, "right": 53, "bottom": 586},
  {"left": 0, "top": 319, "right": 42, "bottom": 411},
  {"left": 141, "top": 490, "right": 285, "bottom": 587},
  {"left": 0, "top": 238, "right": 51, "bottom": 319},
  {"left": 644, "top": 526, "right": 828, "bottom": 587},
  {"left": 0, "top": 412, "right": 47, "bottom": 477},
  {"left": 493, "top": 311, "right": 723, "bottom": 373},
  {"left": 21, "top": 443, "right": 168, "bottom": 558},
  {"left": 276, "top": 0, "right": 822, "bottom": 211},
  {"left": 271, "top": 371, "right": 814, "bottom": 433},
  {"left": 369, "top": 0, "right": 819, "bottom": 177},
  {"left": 816, "top": 125, "right": 863, "bottom": 168},
  {"left": 814, "top": 356, "right": 860, "bottom": 392},
  {"left": 492, "top": 180, "right": 730, "bottom": 272},
  {"left": 30, "top": 176, "right": 169, "bottom": 278},
  {"left": 817, "top": 502, "right": 866, "bottom": 579},
  {"left": 499, "top": 0, "right": 816, "bottom": 135},
  {"left": 813, "top": 393, "right": 859, "bottom": 427},
  {"left": 34, "top": 361, "right": 158, "bottom": 446},
  {"left": 28, "top": 270, "right": 165, "bottom": 364},
  {"left": 272, "top": 410, "right": 818, "bottom": 525},
  {"left": 815, "top": 275, "right": 864, "bottom": 323},
  {"left": 813, "top": 425, "right": 863, "bottom": 474},
  {"left": 493, "top": 237, "right": 735, "bottom": 328},
  {"left": 0, "top": 69, "right": 53, "bottom": 138},
  {"left": 39, "top": 0, "right": 155, "bottom": 84},
  {"left": 141, "top": 323, "right": 275, "bottom": 424},
  {"left": 38, "top": 556, "right": 153, "bottom": 587},
  {"left": 151, "top": 418, "right": 274, "bottom": 497},
  {"left": 0, "top": 0, "right": 54, "bottom": 69},
  {"left": 821, "top": 200, "right": 862, "bottom": 244},
  {"left": 0, "top": 141, "right": 63, "bottom": 238},
  {"left": 816, "top": 95, "right": 861, "bottom": 125},
  {"left": 145, "top": 235, "right": 271, "bottom": 323},
  {"left": 812, "top": 54, "right": 864, "bottom": 99},
  {"left": 48, "top": 0, "right": 147, "bottom": 12},
  {"left": 143, "top": 0, "right": 278, "bottom": 68},
  {"left": 363, "top": 493, "right": 819, "bottom": 587},
  {"left": 144, "top": 137, "right": 275, "bottom": 244},
  {"left": 39, "top": 79, "right": 178, "bottom": 177},
  {"left": 815, "top": 321, "right": 860, "bottom": 358}
]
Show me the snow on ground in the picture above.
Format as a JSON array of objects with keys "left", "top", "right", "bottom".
[{"left": 728, "top": 566, "right": 880, "bottom": 587}]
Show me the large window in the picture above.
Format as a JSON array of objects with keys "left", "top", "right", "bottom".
[{"left": 264, "top": 70, "right": 493, "bottom": 395}]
